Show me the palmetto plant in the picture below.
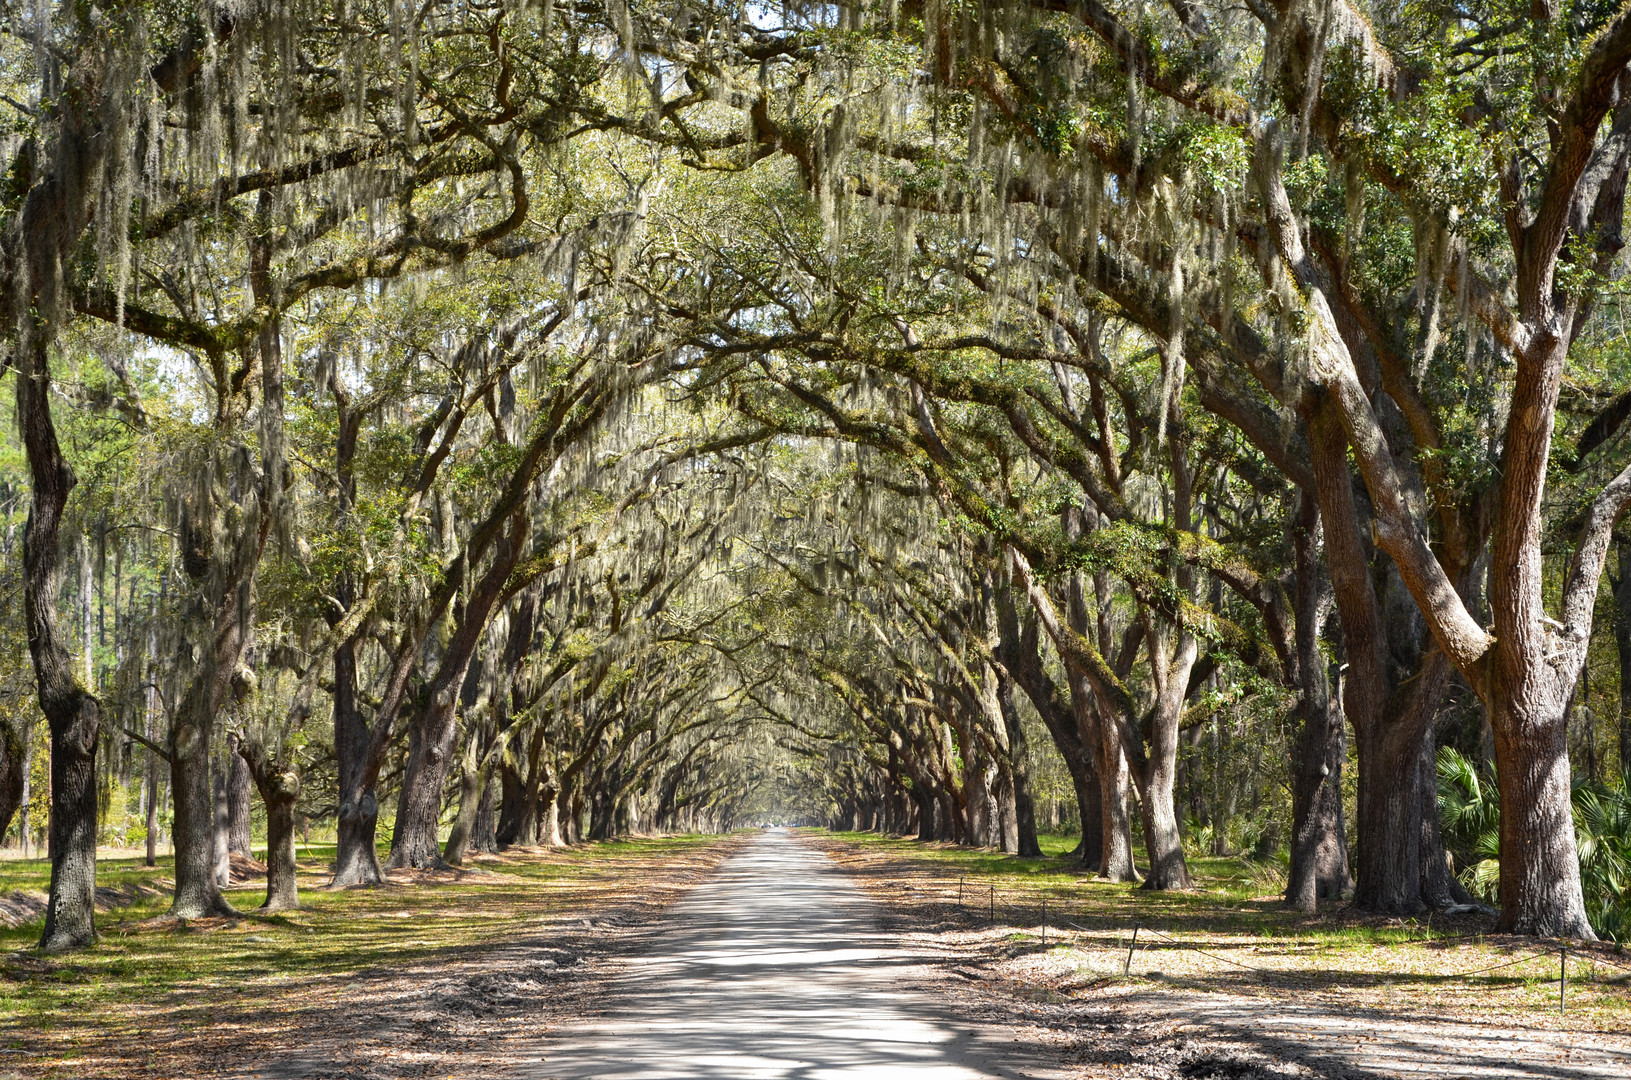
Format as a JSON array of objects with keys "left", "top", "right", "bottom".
[
  {"left": 1437, "top": 748, "right": 1502, "bottom": 903},
  {"left": 1437, "top": 747, "right": 1631, "bottom": 940},
  {"left": 1574, "top": 783, "right": 1631, "bottom": 943}
]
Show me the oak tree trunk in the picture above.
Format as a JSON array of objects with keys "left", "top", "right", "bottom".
[
  {"left": 1487, "top": 329, "right": 1596, "bottom": 937},
  {"left": 388, "top": 689, "right": 458, "bottom": 869},
  {"left": 473, "top": 770, "right": 499, "bottom": 854},
  {"left": 387, "top": 517, "right": 525, "bottom": 870},
  {"left": 1491, "top": 692, "right": 1596, "bottom": 937},
  {"left": 238, "top": 741, "right": 303, "bottom": 912},
  {"left": 541, "top": 782, "right": 564, "bottom": 847},
  {"left": 998, "top": 676, "right": 1043, "bottom": 857},
  {"left": 261, "top": 788, "right": 300, "bottom": 912},
  {"left": 19, "top": 344, "right": 104, "bottom": 951},
  {"left": 330, "top": 636, "right": 383, "bottom": 887},
  {"left": 1418, "top": 725, "right": 1475, "bottom": 910},
  {"left": 0, "top": 715, "right": 24, "bottom": 843},
  {"left": 1136, "top": 628, "right": 1196, "bottom": 892},
  {"left": 1351, "top": 698, "right": 1438, "bottom": 915},
  {"left": 1615, "top": 539, "right": 1631, "bottom": 778},
  {"left": 442, "top": 744, "right": 484, "bottom": 866},
  {"left": 212, "top": 762, "right": 231, "bottom": 887},
  {"left": 169, "top": 697, "right": 234, "bottom": 919},
  {"left": 1286, "top": 497, "right": 1350, "bottom": 910},
  {"left": 227, "top": 735, "right": 253, "bottom": 857}
]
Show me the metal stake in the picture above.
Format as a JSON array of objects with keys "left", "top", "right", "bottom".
[
  {"left": 1042, "top": 897, "right": 1048, "bottom": 947},
  {"left": 989, "top": 884, "right": 995, "bottom": 923},
  {"left": 1124, "top": 925, "right": 1139, "bottom": 975},
  {"left": 1561, "top": 944, "right": 1567, "bottom": 1015}
]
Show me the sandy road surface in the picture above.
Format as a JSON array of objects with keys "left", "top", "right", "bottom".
[{"left": 513, "top": 828, "right": 1070, "bottom": 1079}]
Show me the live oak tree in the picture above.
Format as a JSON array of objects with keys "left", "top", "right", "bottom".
[
  {"left": 10, "top": 0, "right": 1631, "bottom": 954},
  {"left": 629, "top": 0, "right": 1631, "bottom": 935}
]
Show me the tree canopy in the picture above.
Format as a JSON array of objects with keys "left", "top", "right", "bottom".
[{"left": 6, "top": 0, "right": 1631, "bottom": 950}]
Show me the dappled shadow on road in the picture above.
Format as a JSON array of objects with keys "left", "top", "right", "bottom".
[{"left": 515, "top": 830, "right": 1060, "bottom": 1080}]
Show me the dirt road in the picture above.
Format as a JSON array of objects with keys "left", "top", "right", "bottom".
[{"left": 514, "top": 828, "right": 1070, "bottom": 1079}]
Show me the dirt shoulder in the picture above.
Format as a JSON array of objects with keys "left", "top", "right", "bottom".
[
  {"left": 1, "top": 835, "right": 746, "bottom": 1080},
  {"left": 806, "top": 832, "right": 1631, "bottom": 1080}
]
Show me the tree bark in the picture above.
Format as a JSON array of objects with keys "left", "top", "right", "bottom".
[
  {"left": 912, "top": 787, "right": 935, "bottom": 841},
  {"left": 1286, "top": 674, "right": 1351, "bottom": 910},
  {"left": 1418, "top": 722, "right": 1476, "bottom": 910},
  {"left": 1071, "top": 753, "right": 1104, "bottom": 868},
  {"left": 325, "top": 389, "right": 385, "bottom": 889},
  {"left": 18, "top": 339, "right": 104, "bottom": 951},
  {"left": 1615, "top": 539, "right": 1631, "bottom": 778},
  {"left": 996, "top": 671, "right": 1043, "bottom": 857},
  {"left": 1491, "top": 692, "right": 1596, "bottom": 936},
  {"left": 994, "top": 589, "right": 1101, "bottom": 863},
  {"left": 168, "top": 669, "right": 237, "bottom": 918},
  {"left": 473, "top": 766, "right": 499, "bottom": 854},
  {"left": 389, "top": 689, "right": 457, "bottom": 869},
  {"left": 329, "top": 626, "right": 384, "bottom": 888},
  {"left": 238, "top": 738, "right": 301, "bottom": 912},
  {"left": 496, "top": 757, "right": 529, "bottom": 847},
  {"left": 144, "top": 638, "right": 161, "bottom": 867},
  {"left": 540, "top": 781, "right": 564, "bottom": 847},
  {"left": 0, "top": 714, "right": 24, "bottom": 843},
  {"left": 1070, "top": 565, "right": 1136, "bottom": 880},
  {"left": 1484, "top": 324, "right": 1596, "bottom": 937},
  {"left": 260, "top": 784, "right": 301, "bottom": 911},
  {"left": 1286, "top": 496, "right": 1351, "bottom": 911},
  {"left": 212, "top": 762, "right": 232, "bottom": 886},
  {"left": 442, "top": 734, "right": 485, "bottom": 866},
  {"left": 1306, "top": 396, "right": 1448, "bottom": 913},
  {"left": 1136, "top": 622, "right": 1197, "bottom": 891},
  {"left": 19, "top": 737, "right": 34, "bottom": 858},
  {"left": 168, "top": 678, "right": 241, "bottom": 920},
  {"left": 227, "top": 734, "right": 253, "bottom": 857},
  {"left": 1074, "top": 673, "right": 1137, "bottom": 880}
]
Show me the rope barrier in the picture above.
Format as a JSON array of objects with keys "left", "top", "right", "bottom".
[
  {"left": 1134, "top": 924, "right": 1288, "bottom": 976},
  {"left": 934, "top": 874, "right": 1600, "bottom": 1001},
  {"left": 1583, "top": 950, "right": 1631, "bottom": 973},
  {"left": 1433, "top": 949, "right": 1556, "bottom": 979}
]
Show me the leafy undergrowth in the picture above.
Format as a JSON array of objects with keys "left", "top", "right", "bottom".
[
  {"left": 810, "top": 830, "right": 1631, "bottom": 1032},
  {"left": 0, "top": 835, "right": 741, "bottom": 1078}
]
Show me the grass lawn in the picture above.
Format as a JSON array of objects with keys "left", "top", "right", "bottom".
[{"left": 0, "top": 835, "right": 734, "bottom": 1077}]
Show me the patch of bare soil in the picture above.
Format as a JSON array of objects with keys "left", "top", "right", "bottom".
[
  {"left": 1, "top": 883, "right": 169, "bottom": 929},
  {"left": 807, "top": 835, "right": 1631, "bottom": 1080}
]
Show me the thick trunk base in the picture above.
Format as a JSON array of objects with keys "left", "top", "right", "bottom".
[
  {"left": 170, "top": 737, "right": 236, "bottom": 920},
  {"left": 1353, "top": 719, "right": 1432, "bottom": 916},
  {"left": 261, "top": 797, "right": 300, "bottom": 912},
  {"left": 387, "top": 709, "right": 454, "bottom": 871},
  {"left": 40, "top": 701, "right": 99, "bottom": 952},
  {"left": 329, "top": 795, "right": 384, "bottom": 888},
  {"left": 1494, "top": 708, "right": 1597, "bottom": 939}
]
